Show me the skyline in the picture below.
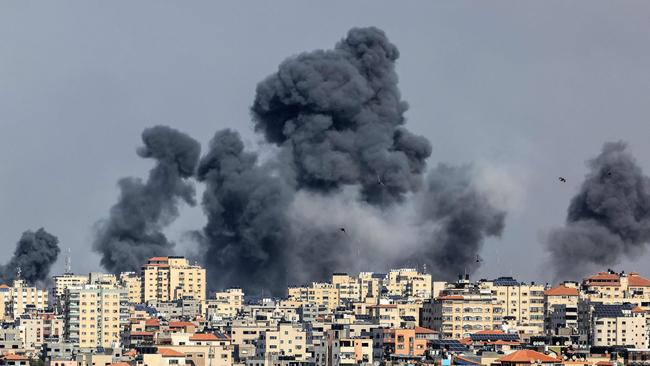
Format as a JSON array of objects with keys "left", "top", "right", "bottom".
[{"left": 3, "top": 2, "right": 650, "bottom": 285}]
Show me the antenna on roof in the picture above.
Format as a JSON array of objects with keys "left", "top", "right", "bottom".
[{"left": 65, "top": 248, "right": 72, "bottom": 274}]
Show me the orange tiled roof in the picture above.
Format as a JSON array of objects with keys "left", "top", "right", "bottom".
[
  {"left": 130, "top": 331, "right": 154, "bottom": 336},
  {"left": 628, "top": 274, "right": 650, "bottom": 287},
  {"left": 169, "top": 321, "right": 195, "bottom": 327},
  {"left": 0, "top": 284, "right": 9, "bottom": 289},
  {"left": 190, "top": 333, "right": 220, "bottom": 341},
  {"left": 545, "top": 285, "right": 579, "bottom": 296},
  {"left": 496, "top": 349, "right": 559, "bottom": 363},
  {"left": 489, "top": 340, "right": 521, "bottom": 346},
  {"left": 414, "top": 326, "right": 437, "bottom": 334},
  {"left": 2, "top": 354, "right": 28, "bottom": 361},
  {"left": 149, "top": 257, "right": 168, "bottom": 261},
  {"left": 145, "top": 318, "right": 160, "bottom": 326},
  {"left": 125, "top": 350, "right": 137, "bottom": 357},
  {"left": 632, "top": 306, "right": 646, "bottom": 313},
  {"left": 109, "top": 363, "right": 131, "bottom": 366},
  {"left": 437, "top": 295, "right": 464, "bottom": 300},
  {"left": 158, "top": 348, "right": 185, "bottom": 357},
  {"left": 586, "top": 272, "right": 620, "bottom": 282}
]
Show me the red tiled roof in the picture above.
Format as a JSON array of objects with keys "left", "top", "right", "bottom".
[
  {"left": 632, "top": 306, "right": 646, "bottom": 313},
  {"left": 190, "top": 333, "right": 219, "bottom": 341},
  {"left": 125, "top": 350, "right": 137, "bottom": 357},
  {"left": 145, "top": 318, "right": 160, "bottom": 326},
  {"left": 437, "top": 295, "right": 464, "bottom": 300},
  {"left": 414, "top": 326, "right": 437, "bottom": 334},
  {"left": 496, "top": 350, "right": 559, "bottom": 363},
  {"left": 2, "top": 354, "right": 28, "bottom": 361},
  {"left": 0, "top": 284, "right": 9, "bottom": 289},
  {"left": 130, "top": 331, "right": 154, "bottom": 336},
  {"left": 158, "top": 348, "right": 185, "bottom": 357},
  {"left": 545, "top": 285, "right": 579, "bottom": 296},
  {"left": 169, "top": 321, "right": 195, "bottom": 327},
  {"left": 628, "top": 274, "right": 650, "bottom": 287},
  {"left": 489, "top": 340, "right": 521, "bottom": 346},
  {"left": 149, "top": 257, "right": 168, "bottom": 261}
]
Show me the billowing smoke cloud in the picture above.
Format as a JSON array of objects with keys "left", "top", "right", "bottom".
[
  {"left": 0, "top": 228, "right": 60, "bottom": 285},
  {"left": 197, "top": 129, "right": 293, "bottom": 295},
  {"left": 94, "top": 125, "right": 200, "bottom": 274},
  {"left": 195, "top": 27, "right": 508, "bottom": 294},
  {"left": 252, "top": 27, "right": 432, "bottom": 205},
  {"left": 410, "top": 164, "right": 506, "bottom": 279},
  {"left": 547, "top": 142, "right": 650, "bottom": 280}
]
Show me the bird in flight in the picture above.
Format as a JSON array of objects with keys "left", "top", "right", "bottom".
[
  {"left": 377, "top": 175, "right": 384, "bottom": 186},
  {"left": 558, "top": 177, "right": 566, "bottom": 183},
  {"left": 339, "top": 227, "right": 346, "bottom": 233},
  {"left": 476, "top": 254, "right": 483, "bottom": 263}
]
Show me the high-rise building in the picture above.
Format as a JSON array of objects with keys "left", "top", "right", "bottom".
[
  {"left": 118, "top": 272, "right": 142, "bottom": 304},
  {"left": 63, "top": 285, "right": 128, "bottom": 349},
  {"left": 5, "top": 279, "right": 48, "bottom": 320},
  {"left": 544, "top": 283, "right": 580, "bottom": 335},
  {"left": 141, "top": 256, "right": 206, "bottom": 303},
  {"left": 479, "top": 277, "right": 546, "bottom": 334}
]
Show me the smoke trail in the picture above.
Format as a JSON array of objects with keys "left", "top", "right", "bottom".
[
  {"left": 547, "top": 141, "right": 650, "bottom": 279},
  {"left": 252, "top": 27, "right": 432, "bottom": 205},
  {"left": 197, "top": 129, "right": 293, "bottom": 295},
  {"left": 94, "top": 125, "right": 200, "bottom": 274},
  {"left": 0, "top": 228, "right": 60, "bottom": 285}
]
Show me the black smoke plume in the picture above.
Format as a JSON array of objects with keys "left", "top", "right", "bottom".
[
  {"left": 0, "top": 228, "right": 60, "bottom": 285},
  {"left": 412, "top": 164, "right": 506, "bottom": 279},
  {"left": 94, "top": 125, "right": 200, "bottom": 274},
  {"left": 252, "top": 27, "right": 432, "bottom": 205},
  {"left": 197, "top": 129, "right": 293, "bottom": 295},
  {"left": 547, "top": 142, "right": 650, "bottom": 279},
  {"left": 197, "top": 27, "right": 507, "bottom": 294}
]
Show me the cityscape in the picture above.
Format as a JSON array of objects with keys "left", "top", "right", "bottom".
[
  {"left": 3, "top": 2, "right": 650, "bottom": 366},
  {"left": 0, "top": 257, "right": 648, "bottom": 366}
]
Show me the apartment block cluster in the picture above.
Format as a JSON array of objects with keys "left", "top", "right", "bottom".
[{"left": 2, "top": 259, "right": 650, "bottom": 366}]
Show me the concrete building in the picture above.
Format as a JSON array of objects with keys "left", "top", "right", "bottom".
[
  {"left": 118, "top": 272, "right": 142, "bottom": 304},
  {"left": 257, "top": 323, "right": 308, "bottom": 362},
  {"left": 5, "top": 279, "right": 48, "bottom": 320},
  {"left": 582, "top": 270, "right": 650, "bottom": 307},
  {"left": 142, "top": 256, "right": 206, "bottom": 303},
  {"left": 206, "top": 288, "right": 244, "bottom": 320},
  {"left": 479, "top": 277, "right": 545, "bottom": 335},
  {"left": 583, "top": 302, "right": 648, "bottom": 348},
  {"left": 64, "top": 285, "right": 128, "bottom": 349},
  {"left": 544, "top": 284, "right": 580, "bottom": 335},
  {"left": 385, "top": 268, "right": 432, "bottom": 299}
]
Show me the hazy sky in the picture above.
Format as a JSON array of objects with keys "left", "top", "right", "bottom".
[{"left": 2, "top": 1, "right": 650, "bottom": 284}]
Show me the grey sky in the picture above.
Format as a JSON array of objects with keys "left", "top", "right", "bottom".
[{"left": 1, "top": 1, "right": 650, "bottom": 284}]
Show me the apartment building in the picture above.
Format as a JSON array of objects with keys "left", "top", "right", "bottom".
[
  {"left": 423, "top": 277, "right": 502, "bottom": 339},
  {"left": 63, "top": 285, "right": 128, "bottom": 349},
  {"left": 544, "top": 284, "right": 580, "bottom": 335},
  {"left": 206, "top": 288, "right": 245, "bottom": 320},
  {"left": 385, "top": 269, "right": 432, "bottom": 299},
  {"left": 142, "top": 256, "right": 206, "bottom": 303},
  {"left": 479, "top": 277, "right": 545, "bottom": 334},
  {"left": 53, "top": 274, "right": 89, "bottom": 304},
  {"left": 582, "top": 302, "right": 648, "bottom": 348},
  {"left": 582, "top": 271, "right": 650, "bottom": 307},
  {"left": 228, "top": 319, "right": 276, "bottom": 362},
  {"left": 4, "top": 280, "right": 48, "bottom": 320},
  {"left": 257, "top": 322, "right": 308, "bottom": 361},
  {"left": 118, "top": 272, "right": 142, "bottom": 304}
]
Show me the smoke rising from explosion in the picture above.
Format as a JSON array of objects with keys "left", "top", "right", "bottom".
[
  {"left": 196, "top": 27, "right": 507, "bottom": 294},
  {"left": 0, "top": 228, "right": 60, "bottom": 285},
  {"left": 197, "top": 129, "right": 294, "bottom": 295},
  {"left": 547, "top": 142, "right": 650, "bottom": 280},
  {"left": 94, "top": 125, "right": 200, "bottom": 274},
  {"left": 252, "top": 27, "right": 432, "bottom": 205}
]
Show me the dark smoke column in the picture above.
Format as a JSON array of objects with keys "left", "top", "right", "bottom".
[
  {"left": 197, "top": 129, "right": 293, "bottom": 296},
  {"left": 547, "top": 142, "right": 650, "bottom": 280},
  {"left": 252, "top": 27, "right": 432, "bottom": 205},
  {"left": 412, "top": 164, "right": 506, "bottom": 279},
  {"left": 0, "top": 228, "right": 60, "bottom": 285},
  {"left": 94, "top": 125, "right": 200, "bottom": 274}
]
